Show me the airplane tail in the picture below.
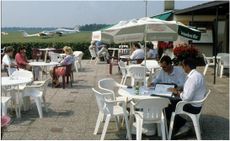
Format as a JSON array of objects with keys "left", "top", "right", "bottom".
[
  {"left": 74, "top": 25, "right": 80, "bottom": 32},
  {"left": 20, "top": 30, "right": 29, "bottom": 37}
]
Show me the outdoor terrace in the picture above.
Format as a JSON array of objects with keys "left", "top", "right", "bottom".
[{"left": 1, "top": 60, "right": 229, "bottom": 140}]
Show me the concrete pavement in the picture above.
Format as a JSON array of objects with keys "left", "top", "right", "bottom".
[{"left": 1, "top": 60, "right": 229, "bottom": 140}]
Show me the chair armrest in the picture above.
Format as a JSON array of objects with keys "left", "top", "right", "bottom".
[{"left": 175, "top": 100, "right": 203, "bottom": 114}]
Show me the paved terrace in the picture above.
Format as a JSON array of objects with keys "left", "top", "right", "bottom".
[{"left": 1, "top": 60, "right": 229, "bottom": 140}]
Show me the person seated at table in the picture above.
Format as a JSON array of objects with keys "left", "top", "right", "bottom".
[
  {"left": 146, "top": 42, "right": 158, "bottom": 59},
  {"left": 130, "top": 42, "right": 144, "bottom": 64},
  {"left": 167, "top": 57, "right": 207, "bottom": 137},
  {"left": 95, "top": 41, "right": 103, "bottom": 53},
  {"left": 2, "top": 46, "right": 18, "bottom": 75},
  {"left": 50, "top": 46, "right": 75, "bottom": 87},
  {"left": 15, "top": 46, "right": 40, "bottom": 80},
  {"left": 150, "top": 55, "right": 186, "bottom": 89},
  {"left": 89, "top": 40, "right": 97, "bottom": 60},
  {"left": 97, "top": 44, "right": 110, "bottom": 63}
]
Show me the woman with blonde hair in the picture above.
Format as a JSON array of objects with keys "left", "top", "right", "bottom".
[{"left": 51, "top": 46, "right": 75, "bottom": 87}]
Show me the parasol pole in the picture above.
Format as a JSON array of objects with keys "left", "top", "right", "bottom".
[
  {"left": 144, "top": 25, "right": 147, "bottom": 88},
  {"left": 144, "top": 0, "right": 148, "bottom": 88}
]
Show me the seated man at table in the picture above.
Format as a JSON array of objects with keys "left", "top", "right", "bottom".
[
  {"left": 167, "top": 57, "right": 207, "bottom": 137},
  {"left": 2, "top": 46, "right": 18, "bottom": 75},
  {"left": 50, "top": 46, "right": 75, "bottom": 87},
  {"left": 15, "top": 46, "right": 40, "bottom": 80},
  {"left": 130, "top": 42, "right": 144, "bottom": 64},
  {"left": 150, "top": 55, "right": 186, "bottom": 89},
  {"left": 146, "top": 42, "right": 158, "bottom": 59}
]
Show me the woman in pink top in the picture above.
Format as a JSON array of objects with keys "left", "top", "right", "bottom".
[
  {"left": 15, "top": 46, "right": 30, "bottom": 69},
  {"left": 15, "top": 46, "right": 40, "bottom": 80}
]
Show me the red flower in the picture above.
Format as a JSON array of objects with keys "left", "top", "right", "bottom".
[
  {"left": 173, "top": 43, "right": 199, "bottom": 60},
  {"left": 158, "top": 41, "right": 173, "bottom": 49}
]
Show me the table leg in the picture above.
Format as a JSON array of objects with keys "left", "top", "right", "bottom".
[
  {"left": 15, "top": 86, "right": 21, "bottom": 118},
  {"left": 44, "top": 50, "right": 48, "bottom": 62}
]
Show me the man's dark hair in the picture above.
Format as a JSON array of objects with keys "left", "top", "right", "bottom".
[
  {"left": 146, "top": 42, "right": 153, "bottom": 49},
  {"left": 183, "top": 57, "right": 197, "bottom": 69},
  {"left": 5, "top": 46, "right": 14, "bottom": 53},
  {"left": 18, "top": 46, "right": 26, "bottom": 52},
  {"left": 133, "top": 42, "right": 141, "bottom": 49},
  {"left": 160, "top": 55, "right": 172, "bottom": 65}
]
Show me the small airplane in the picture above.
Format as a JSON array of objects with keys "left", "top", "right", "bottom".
[
  {"left": 20, "top": 25, "right": 80, "bottom": 38},
  {"left": 54, "top": 25, "right": 80, "bottom": 36}
]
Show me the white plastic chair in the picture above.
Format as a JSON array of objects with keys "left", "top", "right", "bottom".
[
  {"left": 73, "top": 51, "right": 84, "bottom": 72},
  {"left": 202, "top": 53, "right": 216, "bottom": 75},
  {"left": 128, "top": 65, "right": 146, "bottom": 86},
  {"left": 218, "top": 54, "right": 229, "bottom": 78},
  {"left": 168, "top": 89, "right": 211, "bottom": 140},
  {"left": 48, "top": 52, "right": 62, "bottom": 62},
  {"left": 1, "top": 96, "right": 11, "bottom": 116},
  {"left": 92, "top": 88, "right": 131, "bottom": 140},
  {"left": 21, "top": 78, "right": 50, "bottom": 118},
  {"left": 118, "top": 61, "right": 131, "bottom": 85},
  {"left": 129, "top": 97, "right": 170, "bottom": 140},
  {"left": 98, "top": 78, "right": 127, "bottom": 101}
]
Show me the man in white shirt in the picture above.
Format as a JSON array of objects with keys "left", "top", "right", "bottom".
[
  {"left": 151, "top": 55, "right": 186, "bottom": 88},
  {"left": 2, "top": 46, "right": 17, "bottom": 75},
  {"left": 130, "top": 42, "right": 144, "bottom": 63},
  {"left": 167, "top": 57, "right": 207, "bottom": 137}
]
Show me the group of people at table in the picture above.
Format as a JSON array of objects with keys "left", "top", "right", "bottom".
[
  {"left": 2, "top": 46, "right": 75, "bottom": 87},
  {"left": 149, "top": 55, "right": 206, "bottom": 137}
]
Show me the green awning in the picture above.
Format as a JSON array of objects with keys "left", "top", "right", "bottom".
[{"left": 151, "top": 12, "right": 172, "bottom": 20}]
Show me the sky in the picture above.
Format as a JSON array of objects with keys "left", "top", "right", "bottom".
[{"left": 1, "top": 0, "right": 210, "bottom": 27}]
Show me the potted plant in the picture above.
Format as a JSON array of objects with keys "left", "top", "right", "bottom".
[{"left": 173, "top": 43, "right": 201, "bottom": 65}]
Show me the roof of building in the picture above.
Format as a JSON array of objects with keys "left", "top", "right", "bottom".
[{"left": 174, "top": 1, "right": 229, "bottom": 15}]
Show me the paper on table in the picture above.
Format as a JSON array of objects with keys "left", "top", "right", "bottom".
[{"left": 152, "top": 83, "right": 175, "bottom": 97}]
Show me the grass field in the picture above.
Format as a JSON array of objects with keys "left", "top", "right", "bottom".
[{"left": 1, "top": 31, "right": 92, "bottom": 43}]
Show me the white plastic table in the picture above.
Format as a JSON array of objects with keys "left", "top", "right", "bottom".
[
  {"left": 1, "top": 77, "right": 32, "bottom": 118},
  {"left": 29, "top": 62, "right": 59, "bottom": 80}
]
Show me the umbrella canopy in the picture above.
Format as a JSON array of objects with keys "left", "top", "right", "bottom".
[{"left": 100, "top": 17, "right": 201, "bottom": 44}]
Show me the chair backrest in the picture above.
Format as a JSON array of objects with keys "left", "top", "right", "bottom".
[
  {"left": 65, "top": 64, "right": 73, "bottom": 75},
  {"left": 73, "top": 51, "right": 84, "bottom": 58},
  {"left": 12, "top": 69, "right": 33, "bottom": 80},
  {"left": 92, "top": 88, "right": 112, "bottom": 114},
  {"left": 119, "top": 48, "right": 130, "bottom": 56},
  {"left": 41, "top": 78, "right": 50, "bottom": 96},
  {"left": 202, "top": 53, "right": 209, "bottom": 65},
  {"left": 49, "top": 52, "right": 62, "bottom": 62},
  {"left": 118, "top": 61, "right": 127, "bottom": 77},
  {"left": 133, "top": 97, "right": 170, "bottom": 121},
  {"left": 98, "top": 78, "right": 120, "bottom": 100},
  {"left": 220, "top": 54, "right": 229, "bottom": 68},
  {"left": 217, "top": 53, "right": 229, "bottom": 58},
  {"left": 128, "top": 65, "right": 146, "bottom": 81}
]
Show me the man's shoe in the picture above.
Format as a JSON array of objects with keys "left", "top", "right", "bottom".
[{"left": 174, "top": 124, "right": 190, "bottom": 137}]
